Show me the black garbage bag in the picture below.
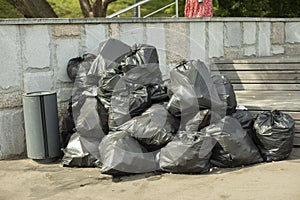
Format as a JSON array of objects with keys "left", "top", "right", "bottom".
[
  {"left": 108, "top": 82, "right": 170, "bottom": 129},
  {"left": 67, "top": 53, "right": 97, "bottom": 82},
  {"left": 60, "top": 101, "right": 76, "bottom": 148},
  {"left": 69, "top": 53, "right": 97, "bottom": 122},
  {"left": 61, "top": 133, "right": 101, "bottom": 167},
  {"left": 166, "top": 60, "right": 225, "bottom": 121},
  {"left": 64, "top": 51, "right": 107, "bottom": 161},
  {"left": 99, "top": 131, "right": 158, "bottom": 176},
  {"left": 147, "top": 84, "right": 169, "bottom": 103},
  {"left": 97, "top": 66, "right": 123, "bottom": 109},
  {"left": 205, "top": 116, "right": 263, "bottom": 167},
  {"left": 87, "top": 39, "right": 132, "bottom": 105},
  {"left": 70, "top": 39, "right": 132, "bottom": 160},
  {"left": 96, "top": 42, "right": 162, "bottom": 109},
  {"left": 232, "top": 110, "right": 256, "bottom": 141},
  {"left": 67, "top": 57, "right": 82, "bottom": 82},
  {"left": 119, "top": 44, "right": 162, "bottom": 85},
  {"left": 87, "top": 38, "right": 131, "bottom": 85},
  {"left": 122, "top": 43, "right": 159, "bottom": 66},
  {"left": 96, "top": 97, "right": 109, "bottom": 135},
  {"left": 254, "top": 110, "right": 295, "bottom": 161},
  {"left": 107, "top": 42, "right": 163, "bottom": 128},
  {"left": 96, "top": 43, "right": 163, "bottom": 130},
  {"left": 159, "top": 131, "right": 216, "bottom": 174},
  {"left": 185, "top": 109, "right": 214, "bottom": 132},
  {"left": 117, "top": 104, "right": 179, "bottom": 151},
  {"left": 108, "top": 84, "right": 152, "bottom": 128},
  {"left": 165, "top": 94, "right": 182, "bottom": 118},
  {"left": 212, "top": 75, "right": 237, "bottom": 115},
  {"left": 75, "top": 97, "right": 106, "bottom": 160}
]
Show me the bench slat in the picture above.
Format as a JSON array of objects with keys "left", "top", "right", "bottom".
[
  {"left": 294, "top": 136, "right": 300, "bottom": 146},
  {"left": 235, "top": 91, "right": 300, "bottom": 100},
  {"left": 248, "top": 111, "right": 300, "bottom": 121},
  {"left": 233, "top": 83, "right": 300, "bottom": 91},
  {"left": 235, "top": 91, "right": 300, "bottom": 112},
  {"left": 230, "top": 80, "right": 299, "bottom": 84},
  {"left": 215, "top": 71, "right": 300, "bottom": 81},
  {"left": 214, "top": 56, "right": 300, "bottom": 64},
  {"left": 294, "top": 122, "right": 299, "bottom": 133},
  {"left": 212, "top": 63, "right": 300, "bottom": 71},
  {"left": 214, "top": 56, "right": 300, "bottom": 146},
  {"left": 236, "top": 100, "right": 300, "bottom": 111}
]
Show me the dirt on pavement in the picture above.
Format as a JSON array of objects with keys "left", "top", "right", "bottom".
[{"left": 0, "top": 148, "right": 300, "bottom": 200}]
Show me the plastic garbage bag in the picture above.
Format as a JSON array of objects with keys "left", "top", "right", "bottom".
[
  {"left": 165, "top": 94, "right": 182, "bottom": 118},
  {"left": 64, "top": 52, "right": 107, "bottom": 161},
  {"left": 67, "top": 56, "right": 82, "bottom": 82},
  {"left": 75, "top": 97, "right": 106, "bottom": 160},
  {"left": 108, "top": 84, "right": 152, "bottom": 128},
  {"left": 184, "top": 109, "right": 213, "bottom": 132},
  {"left": 166, "top": 60, "right": 225, "bottom": 120},
  {"left": 84, "top": 39, "right": 131, "bottom": 99},
  {"left": 96, "top": 66, "right": 123, "bottom": 109},
  {"left": 205, "top": 116, "right": 263, "bottom": 167},
  {"left": 67, "top": 53, "right": 96, "bottom": 82},
  {"left": 147, "top": 84, "right": 169, "bottom": 103},
  {"left": 116, "top": 104, "right": 179, "bottom": 151},
  {"left": 106, "top": 44, "right": 163, "bottom": 128},
  {"left": 119, "top": 44, "right": 162, "bottom": 85},
  {"left": 87, "top": 38, "right": 131, "bottom": 83},
  {"left": 61, "top": 133, "right": 101, "bottom": 167},
  {"left": 159, "top": 131, "right": 216, "bottom": 174},
  {"left": 122, "top": 43, "right": 159, "bottom": 66},
  {"left": 108, "top": 84, "right": 170, "bottom": 129},
  {"left": 69, "top": 53, "right": 98, "bottom": 123},
  {"left": 212, "top": 75, "right": 237, "bottom": 115},
  {"left": 95, "top": 42, "right": 161, "bottom": 106},
  {"left": 97, "top": 43, "right": 162, "bottom": 112},
  {"left": 96, "top": 97, "right": 109, "bottom": 135},
  {"left": 69, "top": 53, "right": 97, "bottom": 121},
  {"left": 254, "top": 110, "right": 295, "bottom": 161},
  {"left": 232, "top": 110, "right": 256, "bottom": 141},
  {"left": 99, "top": 131, "right": 158, "bottom": 176},
  {"left": 69, "top": 40, "right": 132, "bottom": 160},
  {"left": 60, "top": 101, "right": 75, "bottom": 148}
]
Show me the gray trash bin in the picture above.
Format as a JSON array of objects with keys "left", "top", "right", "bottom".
[{"left": 23, "top": 91, "right": 60, "bottom": 162}]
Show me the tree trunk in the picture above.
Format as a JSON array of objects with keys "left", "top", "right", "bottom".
[
  {"left": 79, "top": 0, "right": 115, "bottom": 17},
  {"left": 79, "top": 0, "right": 93, "bottom": 17},
  {"left": 92, "top": 0, "right": 102, "bottom": 17},
  {"left": 101, "top": 0, "right": 117, "bottom": 17},
  {"left": 6, "top": 0, "right": 57, "bottom": 18}
]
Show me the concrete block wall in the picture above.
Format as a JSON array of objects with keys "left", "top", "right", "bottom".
[{"left": 0, "top": 18, "right": 299, "bottom": 159}]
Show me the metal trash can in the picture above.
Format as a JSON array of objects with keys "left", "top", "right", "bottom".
[{"left": 23, "top": 91, "right": 60, "bottom": 162}]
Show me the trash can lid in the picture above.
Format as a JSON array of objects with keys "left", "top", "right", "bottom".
[{"left": 23, "top": 91, "right": 56, "bottom": 97}]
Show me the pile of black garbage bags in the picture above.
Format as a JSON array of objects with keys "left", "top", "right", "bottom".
[{"left": 60, "top": 38, "right": 295, "bottom": 176}]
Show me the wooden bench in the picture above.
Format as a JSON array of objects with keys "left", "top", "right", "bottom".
[{"left": 212, "top": 56, "right": 300, "bottom": 146}]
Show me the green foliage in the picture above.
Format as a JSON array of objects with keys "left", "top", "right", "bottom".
[
  {"left": 47, "top": 0, "right": 83, "bottom": 18},
  {"left": 0, "top": 0, "right": 23, "bottom": 18},
  {"left": 164, "top": 0, "right": 185, "bottom": 17},
  {"left": 213, "top": 0, "right": 300, "bottom": 17},
  {"left": 1, "top": 0, "right": 299, "bottom": 18},
  {"left": 108, "top": 0, "right": 182, "bottom": 17},
  {"left": 107, "top": 0, "right": 132, "bottom": 17},
  {"left": 266, "top": 0, "right": 300, "bottom": 17}
]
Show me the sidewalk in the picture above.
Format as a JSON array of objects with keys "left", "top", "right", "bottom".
[{"left": 1, "top": 148, "right": 300, "bottom": 200}]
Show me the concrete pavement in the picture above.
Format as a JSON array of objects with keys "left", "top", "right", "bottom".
[{"left": 0, "top": 148, "right": 300, "bottom": 200}]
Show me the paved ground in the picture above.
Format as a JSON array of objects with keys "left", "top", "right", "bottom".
[{"left": 0, "top": 148, "right": 300, "bottom": 200}]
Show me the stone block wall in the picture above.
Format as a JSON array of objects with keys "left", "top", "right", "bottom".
[{"left": 0, "top": 18, "right": 299, "bottom": 159}]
